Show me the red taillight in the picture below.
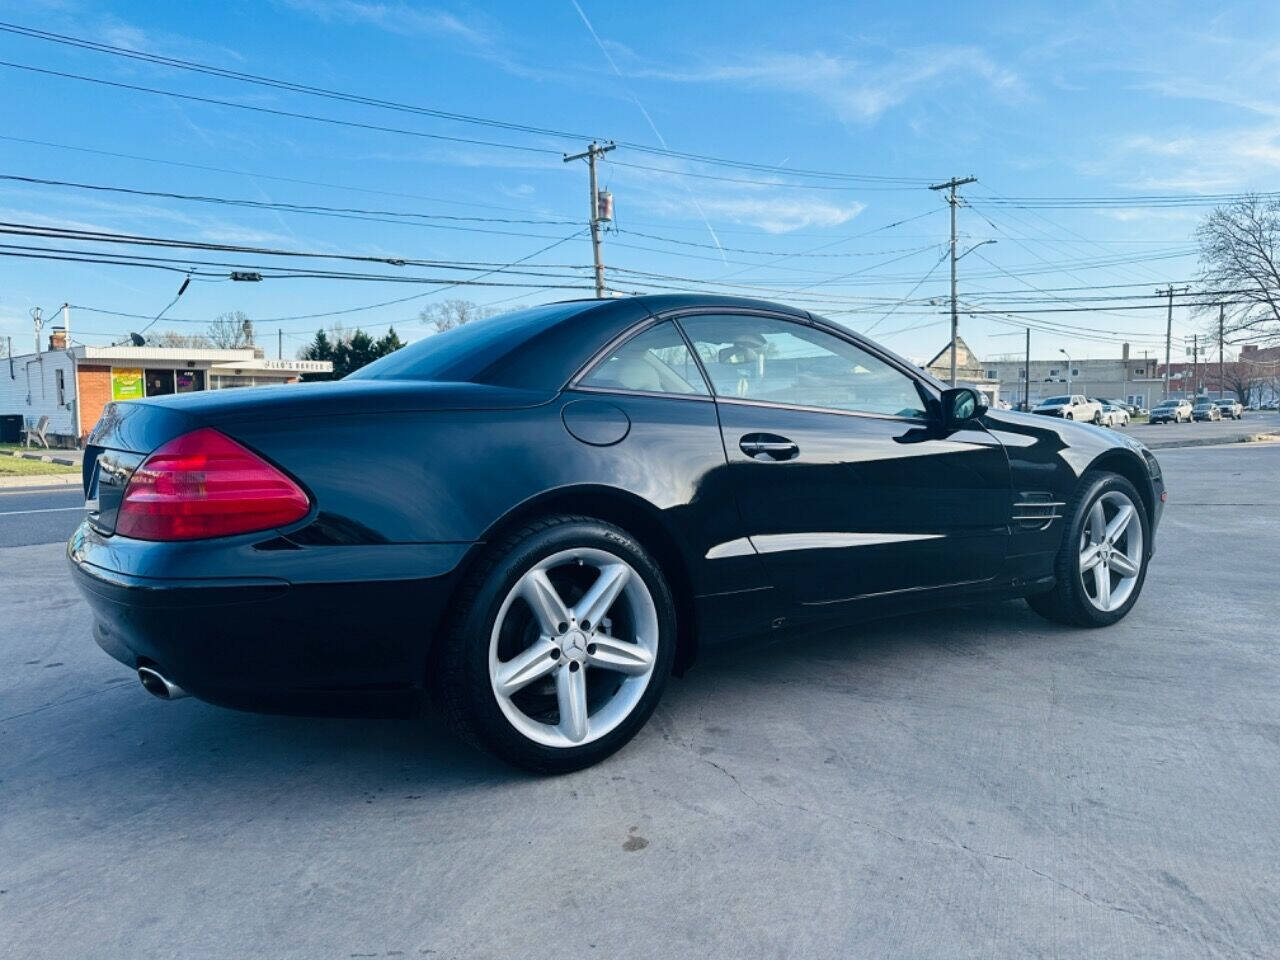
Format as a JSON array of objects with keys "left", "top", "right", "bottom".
[{"left": 116, "top": 428, "right": 310, "bottom": 541}]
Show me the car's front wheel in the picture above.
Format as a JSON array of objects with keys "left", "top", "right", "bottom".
[
  {"left": 437, "top": 515, "right": 676, "bottom": 773},
  {"left": 1027, "top": 471, "right": 1150, "bottom": 627}
]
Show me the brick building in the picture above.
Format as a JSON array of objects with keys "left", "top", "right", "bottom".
[{"left": 1156, "top": 344, "right": 1280, "bottom": 405}]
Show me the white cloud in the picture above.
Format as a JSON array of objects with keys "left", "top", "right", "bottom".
[
  {"left": 689, "top": 195, "right": 865, "bottom": 233},
  {"left": 632, "top": 45, "right": 1028, "bottom": 123},
  {"left": 1111, "top": 124, "right": 1280, "bottom": 193},
  {"left": 278, "top": 0, "right": 490, "bottom": 47}
]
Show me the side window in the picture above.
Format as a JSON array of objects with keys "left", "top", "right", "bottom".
[
  {"left": 579, "top": 321, "right": 709, "bottom": 396},
  {"left": 679, "top": 314, "right": 927, "bottom": 418}
]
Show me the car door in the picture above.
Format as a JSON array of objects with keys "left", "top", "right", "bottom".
[{"left": 677, "top": 311, "right": 1011, "bottom": 619}]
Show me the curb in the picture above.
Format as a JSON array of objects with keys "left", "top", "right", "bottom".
[
  {"left": 6, "top": 450, "right": 80, "bottom": 467},
  {"left": 1141, "top": 431, "right": 1280, "bottom": 451},
  {"left": 0, "top": 474, "right": 83, "bottom": 489}
]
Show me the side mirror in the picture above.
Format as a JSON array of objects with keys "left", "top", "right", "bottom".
[{"left": 940, "top": 387, "right": 987, "bottom": 429}]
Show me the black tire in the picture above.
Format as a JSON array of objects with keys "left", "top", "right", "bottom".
[
  {"left": 1092, "top": 411, "right": 1102, "bottom": 425},
  {"left": 1064, "top": 412, "right": 1074, "bottom": 420},
  {"left": 1027, "top": 470, "right": 1152, "bottom": 628},
  {"left": 436, "top": 515, "right": 676, "bottom": 774}
]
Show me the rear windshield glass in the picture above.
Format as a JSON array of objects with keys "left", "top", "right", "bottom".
[{"left": 347, "top": 302, "right": 593, "bottom": 383}]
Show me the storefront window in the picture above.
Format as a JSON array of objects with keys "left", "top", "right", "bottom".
[
  {"left": 176, "top": 370, "right": 206, "bottom": 393},
  {"left": 145, "top": 369, "right": 176, "bottom": 396},
  {"left": 212, "top": 375, "right": 256, "bottom": 389}
]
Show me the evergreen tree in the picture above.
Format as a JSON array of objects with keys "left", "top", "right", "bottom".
[{"left": 300, "top": 325, "right": 405, "bottom": 379}]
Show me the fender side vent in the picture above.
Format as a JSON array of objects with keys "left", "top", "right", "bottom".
[{"left": 1013, "top": 492, "right": 1065, "bottom": 531}]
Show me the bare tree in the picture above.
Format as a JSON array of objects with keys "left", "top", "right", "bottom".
[
  {"left": 418, "top": 299, "right": 497, "bottom": 334},
  {"left": 1196, "top": 196, "right": 1280, "bottom": 343},
  {"left": 151, "top": 329, "right": 212, "bottom": 348},
  {"left": 1221, "top": 365, "right": 1259, "bottom": 405},
  {"left": 207, "top": 311, "right": 255, "bottom": 349}
]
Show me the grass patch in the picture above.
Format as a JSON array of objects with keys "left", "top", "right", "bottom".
[{"left": 0, "top": 453, "right": 78, "bottom": 476}]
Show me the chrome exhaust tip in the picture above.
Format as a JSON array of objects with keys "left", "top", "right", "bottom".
[{"left": 137, "top": 665, "right": 188, "bottom": 701}]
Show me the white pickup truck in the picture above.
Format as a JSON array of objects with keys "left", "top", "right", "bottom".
[{"left": 1032, "top": 394, "right": 1103, "bottom": 423}]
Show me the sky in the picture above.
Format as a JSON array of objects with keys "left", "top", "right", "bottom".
[{"left": 1, "top": 0, "right": 1278, "bottom": 366}]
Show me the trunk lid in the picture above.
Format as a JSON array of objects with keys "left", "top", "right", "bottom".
[{"left": 80, "top": 379, "right": 553, "bottom": 536}]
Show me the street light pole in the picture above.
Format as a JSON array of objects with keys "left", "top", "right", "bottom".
[
  {"left": 929, "top": 175, "right": 977, "bottom": 386},
  {"left": 1060, "top": 348, "right": 1072, "bottom": 394}
]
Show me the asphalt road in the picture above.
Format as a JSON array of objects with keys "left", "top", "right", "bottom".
[
  {"left": 2, "top": 444, "right": 1279, "bottom": 959},
  {"left": 0, "top": 485, "right": 85, "bottom": 548}
]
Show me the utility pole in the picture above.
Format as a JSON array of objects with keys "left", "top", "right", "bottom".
[
  {"left": 563, "top": 141, "right": 616, "bottom": 298},
  {"left": 1024, "top": 327, "right": 1031, "bottom": 411},
  {"left": 278, "top": 328, "right": 283, "bottom": 360},
  {"left": 1156, "top": 284, "right": 1189, "bottom": 399},
  {"left": 32, "top": 306, "right": 42, "bottom": 356},
  {"left": 1218, "top": 304, "right": 1225, "bottom": 399},
  {"left": 1192, "top": 333, "right": 1199, "bottom": 396},
  {"left": 61, "top": 303, "right": 70, "bottom": 351},
  {"left": 929, "top": 176, "right": 977, "bottom": 385}
]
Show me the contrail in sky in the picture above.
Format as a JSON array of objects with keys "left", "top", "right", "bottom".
[{"left": 568, "top": 0, "right": 726, "bottom": 263}]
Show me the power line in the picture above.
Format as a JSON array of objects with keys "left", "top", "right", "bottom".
[
  {"left": 862, "top": 247, "right": 952, "bottom": 335},
  {"left": 0, "top": 22, "right": 931, "bottom": 186},
  {"left": 0, "top": 243, "right": 598, "bottom": 289},
  {"left": 0, "top": 172, "right": 580, "bottom": 228},
  {"left": 68, "top": 230, "right": 591, "bottom": 328},
  {"left": 0, "top": 134, "right": 574, "bottom": 217},
  {"left": 607, "top": 158, "right": 916, "bottom": 192},
  {"left": 614, "top": 228, "right": 937, "bottom": 259},
  {"left": 0, "top": 60, "right": 567, "bottom": 157},
  {"left": 0, "top": 220, "right": 591, "bottom": 272}
]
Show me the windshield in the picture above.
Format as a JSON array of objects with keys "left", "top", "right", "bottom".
[
  {"left": 1040, "top": 396, "right": 1069, "bottom": 405},
  {"left": 1155, "top": 402, "right": 1178, "bottom": 409}
]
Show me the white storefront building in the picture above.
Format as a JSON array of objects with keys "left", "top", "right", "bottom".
[{"left": 1, "top": 331, "right": 331, "bottom": 446}]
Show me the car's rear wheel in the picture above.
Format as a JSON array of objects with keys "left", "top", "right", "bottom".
[
  {"left": 437, "top": 515, "right": 676, "bottom": 773},
  {"left": 1027, "top": 471, "right": 1150, "bottom": 627}
]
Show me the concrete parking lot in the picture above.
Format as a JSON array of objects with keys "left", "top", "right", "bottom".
[{"left": 2, "top": 443, "right": 1278, "bottom": 959}]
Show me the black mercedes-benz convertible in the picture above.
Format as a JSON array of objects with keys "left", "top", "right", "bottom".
[{"left": 69, "top": 294, "right": 1165, "bottom": 772}]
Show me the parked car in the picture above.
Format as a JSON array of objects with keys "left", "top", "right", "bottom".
[
  {"left": 1216, "top": 397, "right": 1243, "bottom": 419},
  {"left": 68, "top": 294, "right": 1166, "bottom": 772},
  {"left": 1099, "top": 403, "right": 1130, "bottom": 427},
  {"left": 1092, "top": 397, "right": 1136, "bottom": 417},
  {"left": 1192, "top": 399, "right": 1222, "bottom": 422},
  {"left": 1033, "top": 394, "right": 1103, "bottom": 423},
  {"left": 1150, "top": 399, "right": 1193, "bottom": 424}
]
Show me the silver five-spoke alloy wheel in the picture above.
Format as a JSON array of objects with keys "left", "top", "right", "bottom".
[
  {"left": 1078, "top": 490, "right": 1144, "bottom": 612},
  {"left": 488, "top": 548, "right": 659, "bottom": 748}
]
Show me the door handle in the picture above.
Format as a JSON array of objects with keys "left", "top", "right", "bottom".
[{"left": 739, "top": 433, "right": 799, "bottom": 461}]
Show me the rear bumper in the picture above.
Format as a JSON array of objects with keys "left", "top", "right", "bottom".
[{"left": 67, "top": 521, "right": 470, "bottom": 717}]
